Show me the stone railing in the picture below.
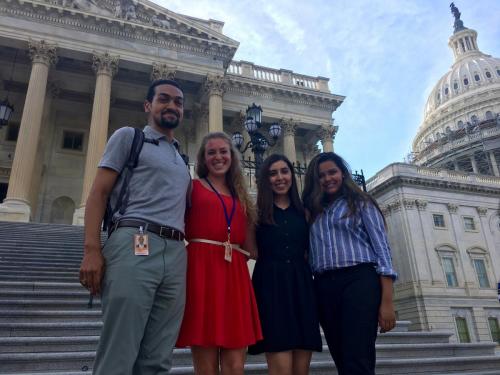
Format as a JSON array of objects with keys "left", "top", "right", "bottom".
[
  {"left": 416, "top": 126, "right": 500, "bottom": 164},
  {"left": 227, "top": 60, "right": 330, "bottom": 93},
  {"left": 366, "top": 162, "right": 500, "bottom": 191}
]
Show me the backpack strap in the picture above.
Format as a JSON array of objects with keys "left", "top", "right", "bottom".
[{"left": 103, "top": 128, "right": 145, "bottom": 233}]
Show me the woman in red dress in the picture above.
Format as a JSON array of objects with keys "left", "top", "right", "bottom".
[{"left": 176, "top": 132, "right": 262, "bottom": 374}]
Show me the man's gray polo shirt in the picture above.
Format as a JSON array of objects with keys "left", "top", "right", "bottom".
[{"left": 99, "top": 125, "right": 190, "bottom": 232}]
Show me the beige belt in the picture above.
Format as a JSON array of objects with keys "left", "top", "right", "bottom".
[{"left": 189, "top": 238, "right": 250, "bottom": 257}]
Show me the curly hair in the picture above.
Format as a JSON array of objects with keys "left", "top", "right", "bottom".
[
  {"left": 302, "top": 152, "right": 383, "bottom": 222},
  {"left": 257, "top": 154, "right": 303, "bottom": 225},
  {"left": 196, "top": 132, "right": 256, "bottom": 225}
]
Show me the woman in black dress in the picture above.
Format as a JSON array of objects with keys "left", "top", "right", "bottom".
[{"left": 249, "top": 154, "right": 322, "bottom": 375}]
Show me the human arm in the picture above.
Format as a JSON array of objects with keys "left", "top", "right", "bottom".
[
  {"left": 378, "top": 275, "right": 396, "bottom": 333},
  {"left": 243, "top": 222, "right": 258, "bottom": 260},
  {"left": 80, "top": 167, "right": 119, "bottom": 296}
]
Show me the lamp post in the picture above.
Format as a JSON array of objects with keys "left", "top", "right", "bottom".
[{"left": 231, "top": 103, "right": 282, "bottom": 178}]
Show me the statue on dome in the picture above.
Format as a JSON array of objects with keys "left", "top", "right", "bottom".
[{"left": 450, "top": 2, "right": 465, "bottom": 33}]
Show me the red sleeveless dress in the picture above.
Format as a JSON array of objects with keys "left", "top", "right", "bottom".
[{"left": 176, "top": 180, "right": 262, "bottom": 348}]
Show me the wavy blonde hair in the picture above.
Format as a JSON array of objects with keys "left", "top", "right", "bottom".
[{"left": 196, "top": 132, "right": 257, "bottom": 225}]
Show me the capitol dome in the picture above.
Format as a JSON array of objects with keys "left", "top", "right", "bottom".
[{"left": 412, "top": 7, "right": 500, "bottom": 176}]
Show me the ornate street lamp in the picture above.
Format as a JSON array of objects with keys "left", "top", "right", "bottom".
[
  {"left": 231, "top": 103, "right": 282, "bottom": 177},
  {"left": 0, "top": 98, "right": 14, "bottom": 127},
  {"left": 0, "top": 49, "right": 18, "bottom": 128}
]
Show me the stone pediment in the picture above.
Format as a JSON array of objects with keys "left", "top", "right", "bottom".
[{"left": 35, "top": 0, "right": 238, "bottom": 48}]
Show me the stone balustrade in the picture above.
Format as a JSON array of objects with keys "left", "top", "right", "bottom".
[
  {"left": 227, "top": 60, "right": 330, "bottom": 93},
  {"left": 366, "top": 162, "right": 500, "bottom": 191}
]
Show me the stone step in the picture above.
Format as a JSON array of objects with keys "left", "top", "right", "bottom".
[
  {"left": 0, "top": 253, "right": 83, "bottom": 262},
  {"left": 0, "top": 274, "right": 79, "bottom": 282},
  {"left": 0, "top": 289, "right": 90, "bottom": 300},
  {"left": 0, "top": 264, "right": 80, "bottom": 273},
  {"left": 375, "top": 342, "right": 498, "bottom": 358},
  {"left": 0, "top": 309, "right": 102, "bottom": 323},
  {"left": 0, "top": 281, "right": 84, "bottom": 291},
  {"left": 1, "top": 352, "right": 500, "bottom": 374},
  {"left": 0, "top": 322, "right": 102, "bottom": 337},
  {"left": 0, "top": 259, "right": 80, "bottom": 272},
  {"left": 0, "top": 298, "right": 101, "bottom": 310}
]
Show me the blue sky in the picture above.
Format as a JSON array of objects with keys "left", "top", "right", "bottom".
[{"left": 157, "top": 0, "right": 500, "bottom": 178}]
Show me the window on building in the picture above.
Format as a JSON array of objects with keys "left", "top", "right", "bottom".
[
  {"left": 474, "top": 74, "right": 480, "bottom": 81},
  {"left": 463, "top": 216, "right": 476, "bottom": 231},
  {"left": 471, "top": 115, "right": 478, "bottom": 124},
  {"left": 5, "top": 122, "right": 19, "bottom": 142},
  {"left": 445, "top": 87, "right": 449, "bottom": 95},
  {"left": 463, "top": 77, "right": 469, "bottom": 86},
  {"left": 62, "top": 131, "right": 84, "bottom": 151},
  {"left": 457, "top": 120, "right": 464, "bottom": 129},
  {"left": 485, "top": 71, "right": 492, "bottom": 78},
  {"left": 472, "top": 259, "right": 490, "bottom": 288},
  {"left": 453, "top": 82, "right": 459, "bottom": 90},
  {"left": 442, "top": 257, "right": 458, "bottom": 287},
  {"left": 433, "top": 214, "right": 446, "bottom": 228},
  {"left": 497, "top": 69, "right": 500, "bottom": 76},
  {"left": 455, "top": 317, "right": 471, "bottom": 343},
  {"left": 488, "top": 317, "right": 500, "bottom": 344}
]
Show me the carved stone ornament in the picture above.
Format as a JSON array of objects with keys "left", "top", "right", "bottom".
[
  {"left": 281, "top": 119, "right": 298, "bottom": 137},
  {"left": 403, "top": 198, "right": 415, "bottom": 209},
  {"left": 62, "top": 0, "right": 113, "bottom": 17},
  {"left": 415, "top": 199, "right": 428, "bottom": 211},
  {"left": 204, "top": 74, "right": 226, "bottom": 97},
  {"left": 28, "top": 40, "right": 58, "bottom": 67},
  {"left": 92, "top": 52, "right": 119, "bottom": 77},
  {"left": 390, "top": 200, "right": 401, "bottom": 212},
  {"left": 316, "top": 125, "right": 337, "bottom": 143},
  {"left": 46, "top": 81, "right": 61, "bottom": 98},
  {"left": 151, "top": 63, "right": 176, "bottom": 81},
  {"left": 476, "top": 207, "right": 487, "bottom": 216},
  {"left": 446, "top": 203, "right": 458, "bottom": 214},
  {"left": 381, "top": 205, "right": 391, "bottom": 217}
]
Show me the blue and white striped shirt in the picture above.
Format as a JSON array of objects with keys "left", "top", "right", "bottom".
[{"left": 309, "top": 197, "right": 397, "bottom": 279}]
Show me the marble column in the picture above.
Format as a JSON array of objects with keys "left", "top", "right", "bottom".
[
  {"left": 73, "top": 52, "right": 119, "bottom": 225},
  {"left": 470, "top": 154, "right": 478, "bottom": 174},
  {"left": 453, "top": 159, "right": 459, "bottom": 171},
  {"left": 488, "top": 151, "right": 499, "bottom": 176},
  {"left": 282, "top": 119, "right": 298, "bottom": 163},
  {"left": 317, "top": 125, "right": 338, "bottom": 153},
  {"left": 151, "top": 62, "right": 176, "bottom": 81},
  {"left": 0, "top": 40, "right": 57, "bottom": 222},
  {"left": 204, "top": 74, "right": 225, "bottom": 133}
]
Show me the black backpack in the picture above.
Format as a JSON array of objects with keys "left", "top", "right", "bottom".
[{"left": 102, "top": 128, "right": 189, "bottom": 234}]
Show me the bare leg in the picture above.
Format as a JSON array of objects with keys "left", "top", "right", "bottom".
[
  {"left": 220, "top": 347, "right": 246, "bottom": 375},
  {"left": 191, "top": 346, "right": 219, "bottom": 375},
  {"left": 292, "top": 350, "right": 312, "bottom": 375},
  {"left": 265, "top": 351, "right": 293, "bottom": 375}
]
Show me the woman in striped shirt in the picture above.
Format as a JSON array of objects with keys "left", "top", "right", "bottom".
[{"left": 302, "top": 152, "right": 397, "bottom": 375}]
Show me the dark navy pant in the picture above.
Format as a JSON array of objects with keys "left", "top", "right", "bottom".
[{"left": 315, "top": 263, "right": 381, "bottom": 375}]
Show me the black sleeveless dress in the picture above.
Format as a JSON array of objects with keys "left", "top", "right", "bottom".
[{"left": 248, "top": 205, "right": 322, "bottom": 354}]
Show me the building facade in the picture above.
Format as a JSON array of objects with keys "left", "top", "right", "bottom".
[
  {"left": 0, "top": 0, "right": 344, "bottom": 224},
  {"left": 369, "top": 8, "right": 500, "bottom": 344}
]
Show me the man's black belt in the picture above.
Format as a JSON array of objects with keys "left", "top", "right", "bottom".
[{"left": 111, "top": 220, "right": 185, "bottom": 241}]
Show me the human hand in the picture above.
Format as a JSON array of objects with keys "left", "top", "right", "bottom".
[
  {"left": 79, "top": 249, "right": 105, "bottom": 296},
  {"left": 378, "top": 301, "right": 396, "bottom": 333}
]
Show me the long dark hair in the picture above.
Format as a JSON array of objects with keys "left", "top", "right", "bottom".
[
  {"left": 257, "top": 154, "right": 304, "bottom": 225},
  {"left": 302, "top": 152, "right": 383, "bottom": 222}
]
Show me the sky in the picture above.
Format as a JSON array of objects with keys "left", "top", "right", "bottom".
[{"left": 156, "top": 0, "right": 500, "bottom": 178}]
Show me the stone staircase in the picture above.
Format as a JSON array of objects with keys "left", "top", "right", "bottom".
[{"left": 0, "top": 221, "right": 500, "bottom": 375}]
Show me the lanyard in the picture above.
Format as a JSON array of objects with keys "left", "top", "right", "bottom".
[{"left": 204, "top": 178, "right": 236, "bottom": 237}]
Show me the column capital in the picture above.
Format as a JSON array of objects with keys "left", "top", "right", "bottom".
[
  {"left": 92, "top": 51, "right": 119, "bottom": 77},
  {"left": 151, "top": 62, "right": 176, "bottom": 81},
  {"left": 28, "top": 40, "right": 58, "bottom": 66},
  {"left": 317, "top": 124, "right": 338, "bottom": 142},
  {"left": 447, "top": 202, "right": 458, "bottom": 214},
  {"left": 415, "top": 199, "right": 428, "bottom": 211},
  {"left": 476, "top": 207, "right": 487, "bottom": 216},
  {"left": 204, "top": 74, "right": 226, "bottom": 97},
  {"left": 281, "top": 118, "right": 298, "bottom": 136}
]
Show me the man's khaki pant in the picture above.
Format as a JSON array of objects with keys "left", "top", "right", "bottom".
[{"left": 93, "top": 227, "right": 187, "bottom": 375}]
